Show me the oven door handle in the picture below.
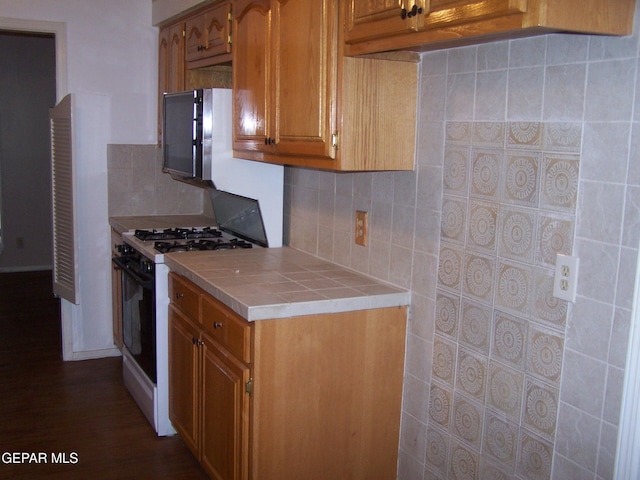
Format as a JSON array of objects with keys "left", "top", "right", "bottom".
[{"left": 111, "top": 257, "right": 155, "bottom": 289}]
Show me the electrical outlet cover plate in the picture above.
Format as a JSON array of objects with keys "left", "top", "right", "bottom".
[
  {"left": 553, "top": 254, "right": 579, "bottom": 303},
  {"left": 355, "top": 211, "right": 367, "bottom": 246}
]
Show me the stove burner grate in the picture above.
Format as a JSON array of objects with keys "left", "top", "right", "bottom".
[
  {"left": 134, "top": 227, "right": 222, "bottom": 241},
  {"left": 154, "top": 238, "right": 253, "bottom": 253}
]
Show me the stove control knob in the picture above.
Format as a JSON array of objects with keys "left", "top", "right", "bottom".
[
  {"left": 117, "top": 244, "right": 133, "bottom": 255},
  {"left": 141, "top": 261, "right": 154, "bottom": 274}
]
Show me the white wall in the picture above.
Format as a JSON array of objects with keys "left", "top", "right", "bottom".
[
  {"left": 0, "top": 0, "right": 158, "bottom": 358},
  {"left": 152, "top": 0, "right": 205, "bottom": 25},
  {"left": 0, "top": 0, "right": 158, "bottom": 143}
]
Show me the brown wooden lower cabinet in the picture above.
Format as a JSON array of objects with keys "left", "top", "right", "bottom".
[
  {"left": 168, "top": 299, "right": 250, "bottom": 480},
  {"left": 110, "top": 230, "right": 124, "bottom": 350},
  {"left": 168, "top": 306, "right": 201, "bottom": 455},
  {"left": 168, "top": 273, "right": 407, "bottom": 480}
]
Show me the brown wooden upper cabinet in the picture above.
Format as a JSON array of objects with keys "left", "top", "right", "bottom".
[
  {"left": 159, "top": 22, "right": 186, "bottom": 96},
  {"left": 231, "top": 0, "right": 419, "bottom": 171},
  {"left": 345, "top": 0, "right": 636, "bottom": 56},
  {"left": 231, "top": 0, "right": 273, "bottom": 158},
  {"left": 158, "top": 22, "right": 185, "bottom": 144},
  {"left": 232, "top": 0, "right": 339, "bottom": 162},
  {"left": 185, "top": 1, "right": 232, "bottom": 66},
  {"left": 157, "top": 1, "right": 233, "bottom": 145}
]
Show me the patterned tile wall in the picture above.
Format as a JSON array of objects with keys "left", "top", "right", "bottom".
[
  {"left": 281, "top": 14, "right": 640, "bottom": 479},
  {"left": 285, "top": 18, "right": 640, "bottom": 477},
  {"left": 430, "top": 121, "right": 579, "bottom": 479}
]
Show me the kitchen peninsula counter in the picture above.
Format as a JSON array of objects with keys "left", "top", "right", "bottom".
[{"left": 163, "top": 247, "right": 410, "bottom": 321}]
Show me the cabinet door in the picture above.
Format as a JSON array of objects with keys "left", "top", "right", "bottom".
[
  {"left": 158, "top": 25, "right": 170, "bottom": 143},
  {"left": 168, "top": 306, "right": 200, "bottom": 456},
  {"left": 158, "top": 22, "right": 185, "bottom": 144},
  {"left": 232, "top": 0, "right": 272, "bottom": 154},
  {"left": 158, "top": 26, "right": 171, "bottom": 98},
  {"left": 185, "top": 2, "right": 232, "bottom": 63},
  {"left": 185, "top": 15, "right": 208, "bottom": 62},
  {"left": 200, "top": 334, "right": 251, "bottom": 480},
  {"left": 421, "top": 0, "right": 527, "bottom": 28},
  {"left": 346, "top": 0, "right": 420, "bottom": 44},
  {"left": 205, "top": 2, "right": 232, "bottom": 58},
  {"left": 111, "top": 261, "right": 123, "bottom": 350},
  {"left": 166, "top": 23, "right": 186, "bottom": 93},
  {"left": 270, "top": 0, "right": 338, "bottom": 159}
]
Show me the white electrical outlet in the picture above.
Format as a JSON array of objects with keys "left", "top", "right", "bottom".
[{"left": 553, "top": 254, "right": 579, "bottom": 303}]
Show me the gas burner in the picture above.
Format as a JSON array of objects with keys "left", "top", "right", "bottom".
[
  {"left": 154, "top": 238, "right": 253, "bottom": 253},
  {"left": 134, "top": 227, "right": 222, "bottom": 241},
  {"left": 207, "top": 239, "right": 254, "bottom": 250}
]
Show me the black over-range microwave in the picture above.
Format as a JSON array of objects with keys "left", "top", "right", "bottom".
[{"left": 162, "top": 88, "right": 232, "bottom": 187}]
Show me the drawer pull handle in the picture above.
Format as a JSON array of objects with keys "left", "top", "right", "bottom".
[
  {"left": 175, "top": 292, "right": 184, "bottom": 299},
  {"left": 401, "top": 4, "right": 423, "bottom": 19},
  {"left": 213, "top": 322, "right": 223, "bottom": 329}
]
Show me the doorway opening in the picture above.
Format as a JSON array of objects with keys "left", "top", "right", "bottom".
[
  {"left": 0, "top": 16, "right": 69, "bottom": 358},
  {"left": 0, "top": 30, "right": 56, "bottom": 273}
]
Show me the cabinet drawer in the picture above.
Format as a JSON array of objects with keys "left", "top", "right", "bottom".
[
  {"left": 169, "top": 273, "right": 201, "bottom": 321},
  {"left": 202, "top": 295, "right": 251, "bottom": 363}
]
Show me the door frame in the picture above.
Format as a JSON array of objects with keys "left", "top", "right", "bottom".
[
  {"left": 0, "top": 17, "right": 72, "bottom": 358},
  {"left": 0, "top": 17, "right": 67, "bottom": 102}
]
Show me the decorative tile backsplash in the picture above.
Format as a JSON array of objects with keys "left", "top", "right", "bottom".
[
  {"left": 430, "top": 121, "right": 578, "bottom": 479},
  {"left": 283, "top": 35, "right": 640, "bottom": 476}
]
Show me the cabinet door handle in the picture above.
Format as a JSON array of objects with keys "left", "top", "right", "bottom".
[
  {"left": 401, "top": 5, "right": 423, "bottom": 18},
  {"left": 213, "top": 321, "right": 223, "bottom": 329},
  {"left": 175, "top": 292, "right": 184, "bottom": 299}
]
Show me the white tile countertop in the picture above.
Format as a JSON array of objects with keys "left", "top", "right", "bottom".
[{"left": 163, "top": 246, "right": 411, "bottom": 321}]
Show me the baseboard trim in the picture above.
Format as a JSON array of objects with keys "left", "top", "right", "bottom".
[
  {"left": 66, "top": 347, "right": 122, "bottom": 361},
  {"left": 0, "top": 265, "right": 53, "bottom": 273}
]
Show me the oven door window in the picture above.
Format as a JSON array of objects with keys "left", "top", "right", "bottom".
[{"left": 121, "top": 269, "right": 157, "bottom": 384}]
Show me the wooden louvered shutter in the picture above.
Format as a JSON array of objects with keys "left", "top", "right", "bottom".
[{"left": 49, "top": 94, "right": 78, "bottom": 304}]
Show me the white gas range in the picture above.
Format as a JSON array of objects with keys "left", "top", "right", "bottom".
[
  {"left": 113, "top": 190, "right": 279, "bottom": 436},
  {"left": 114, "top": 87, "right": 284, "bottom": 436}
]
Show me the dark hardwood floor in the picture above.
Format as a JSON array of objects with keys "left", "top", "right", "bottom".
[{"left": 0, "top": 270, "right": 209, "bottom": 479}]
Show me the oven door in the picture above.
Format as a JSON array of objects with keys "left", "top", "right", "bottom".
[{"left": 112, "top": 256, "right": 157, "bottom": 384}]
